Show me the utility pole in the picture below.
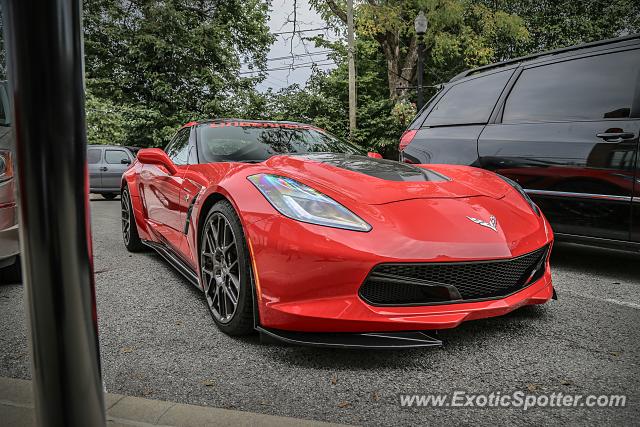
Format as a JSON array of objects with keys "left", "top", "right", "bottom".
[
  {"left": 416, "top": 41, "right": 424, "bottom": 110},
  {"left": 414, "top": 11, "right": 428, "bottom": 110},
  {"left": 346, "top": 0, "right": 357, "bottom": 135}
]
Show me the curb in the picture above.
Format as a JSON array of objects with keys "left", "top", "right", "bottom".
[{"left": 0, "top": 376, "right": 349, "bottom": 426}]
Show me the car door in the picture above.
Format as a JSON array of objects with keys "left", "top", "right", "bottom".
[
  {"left": 101, "top": 148, "right": 132, "bottom": 190},
  {"left": 141, "top": 128, "right": 191, "bottom": 251},
  {"left": 478, "top": 47, "right": 640, "bottom": 242},
  {"left": 87, "top": 147, "right": 102, "bottom": 190},
  {"left": 632, "top": 125, "right": 640, "bottom": 244}
]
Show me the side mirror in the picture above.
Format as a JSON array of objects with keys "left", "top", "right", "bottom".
[
  {"left": 367, "top": 152, "right": 383, "bottom": 159},
  {"left": 120, "top": 158, "right": 131, "bottom": 165},
  {"left": 137, "top": 148, "right": 178, "bottom": 175}
]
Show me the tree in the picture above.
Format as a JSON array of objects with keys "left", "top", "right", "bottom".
[
  {"left": 476, "top": 0, "right": 640, "bottom": 52},
  {"left": 254, "top": 36, "right": 406, "bottom": 157},
  {"left": 83, "top": 0, "right": 273, "bottom": 147},
  {"left": 269, "top": 0, "right": 638, "bottom": 158},
  {"left": 311, "top": 0, "right": 530, "bottom": 99},
  {"left": 260, "top": 1, "right": 530, "bottom": 157}
]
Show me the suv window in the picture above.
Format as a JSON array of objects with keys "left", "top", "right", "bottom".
[
  {"left": 503, "top": 49, "right": 640, "bottom": 123},
  {"left": 88, "top": 148, "right": 102, "bottom": 164},
  {"left": 423, "top": 69, "right": 512, "bottom": 127},
  {"left": 105, "top": 149, "right": 129, "bottom": 164},
  {"left": 166, "top": 128, "right": 191, "bottom": 165}
]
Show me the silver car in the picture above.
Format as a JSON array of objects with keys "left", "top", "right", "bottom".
[
  {"left": 0, "top": 80, "right": 19, "bottom": 283},
  {"left": 88, "top": 145, "right": 136, "bottom": 199}
]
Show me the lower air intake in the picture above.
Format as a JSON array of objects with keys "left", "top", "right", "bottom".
[{"left": 359, "top": 245, "right": 549, "bottom": 306}]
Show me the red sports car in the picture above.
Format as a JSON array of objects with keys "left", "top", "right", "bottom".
[{"left": 121, "top": 119, "right": 555, "bottom": 348}]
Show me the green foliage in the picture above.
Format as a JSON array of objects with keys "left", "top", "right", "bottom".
[
  {"left": 476, "top": 0, "right": 640, "bottom": 51},
  {"left": 249, "top": 37, "right": 407, "bottom": 157},
  {"left": 391, "top": 100, "right": 417, "bottom": 127},
  {"left": 85, "top": 92, "right": 127, "bottom": 146},
  {"left": 260, "top": 1, "right": 529, "bottom": 157},
  {"left": 66, "top": 0, "right": 640, "bottom": 157},
  {"left": 429, "top": 2, "right": 530, "bottom": 71},
  {"left": 265, "top": 0, "right": 637, "bottom": 158},
  {"left": 85, "top": 90, "right": 179, "bottom": 147},
  {"left": 83, "top": 0, "right": 273, "bottom": 147}
]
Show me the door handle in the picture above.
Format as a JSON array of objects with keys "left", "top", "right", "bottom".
[
  {"left": 99, "top": 166, "right": 108, "bottom": 171},
  {"left": 596, "top": 131, "right": 635, "bottom": 143}
]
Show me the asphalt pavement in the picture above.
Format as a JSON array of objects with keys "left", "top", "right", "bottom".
[{"left": 1, "top": 197, "right": 639, "bottom": 426}]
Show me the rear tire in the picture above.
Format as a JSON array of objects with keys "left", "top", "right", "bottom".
[
  {"left": 121, "top": 187, "right": 145, "bottom": 252},
  {"left": 200, "top": 200, "right": 254, "bottom": 336},
  {"left": 102, "top": 193, "right": 117, "bottom": 200},
  {"left": 0, "top": 257, "right": 21, "bottom": 285}
]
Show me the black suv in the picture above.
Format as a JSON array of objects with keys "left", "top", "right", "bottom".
[{"left": 400, "top": 35, "right": 640, "bottom": 250}]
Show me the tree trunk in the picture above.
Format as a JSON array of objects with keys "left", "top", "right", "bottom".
[
  {"left": 381, "top": 31, "right": 417, "bottom": 100},
  {"left": 324, "top": 0, "right": 418, "bottom": 101}
]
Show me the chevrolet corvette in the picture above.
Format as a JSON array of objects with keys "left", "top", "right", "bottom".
[{"left": 121, "top": 119, "right": 555, "bottom": 348}]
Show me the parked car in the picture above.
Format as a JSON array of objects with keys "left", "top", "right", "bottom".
[
  {"left": 400, "top": 34, "right": 640, "bottom": 250},
  {"left": 0, "top": 80, "right": 20, "bottom": 283},
  {"left": 88, "top": 145, "right": 136, "bottom": 199},
  {"left": 120, "top": 119, "right": 554, "bottom": 348}
]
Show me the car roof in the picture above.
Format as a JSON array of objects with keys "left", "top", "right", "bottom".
[
  {"left": 450, "top": 33, "right": 639, "bottom": 83},
  {"left": 87, "top": 145, "right": 135, "bottom": 152}
]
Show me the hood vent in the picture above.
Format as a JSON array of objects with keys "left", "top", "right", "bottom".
[{"left": 296, "top": 153, "right": 449, "bottom": 182}]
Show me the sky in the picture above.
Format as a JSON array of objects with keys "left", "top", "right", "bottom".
[{"left": 246, "top": 0, "right": 339, "bottom": 92}]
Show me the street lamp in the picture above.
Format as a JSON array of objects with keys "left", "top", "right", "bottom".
[{"left": 414, "top": 10, "right": 428, "bottom": 110}]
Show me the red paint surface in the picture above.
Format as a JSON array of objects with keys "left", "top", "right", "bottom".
[{"left": 122, "top": 129, "right": 554, "bottom": 333}]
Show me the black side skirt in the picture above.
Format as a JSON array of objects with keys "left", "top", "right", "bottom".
[{"left": 141, "top": 240, "right": 199, "bottom": 288}]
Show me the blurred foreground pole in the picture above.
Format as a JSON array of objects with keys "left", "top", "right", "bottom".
[{"left": 2, "top": 0, "right": 106, "bottom": 426}]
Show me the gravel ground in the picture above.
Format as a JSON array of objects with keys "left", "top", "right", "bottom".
[{"left": 1, "top": 197, "right": 639, "bottom": 426}]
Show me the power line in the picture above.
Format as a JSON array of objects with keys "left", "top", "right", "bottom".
[
  {"left": 240, "top": 59, "right": 336, "bottom": 74},
  {"left": 240, "top": 50, "right": 333, "bottom": 67},
  {"left": 271, "top": 26, "right": 331, "bottom": 35},
  {"left": 240, "top": 60, "right": 336, "bottom": 75},
  {"left": 263, "top": 50, "right": 332, "bottom": 63}
]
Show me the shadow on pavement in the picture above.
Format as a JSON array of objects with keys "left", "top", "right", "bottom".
[
  {"left": 89, "top": 196, "right": 120, "bottom": 202},
  {"left": 551, "top": 242, "right": 640, "bottom": 282}
]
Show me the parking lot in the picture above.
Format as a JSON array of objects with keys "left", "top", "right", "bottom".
[{"left": 1, "top": 197, "right": 639, "bottom": 425}]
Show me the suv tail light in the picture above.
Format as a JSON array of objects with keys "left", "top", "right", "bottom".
[
  {"left": 399, "top": 129, "right": 417, "bottom": 151},
  {"left": 0, "top": 149, "right": 12, "bottom": 182}
]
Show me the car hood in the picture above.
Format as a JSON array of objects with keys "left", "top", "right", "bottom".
[{"left": 264, "top": 153, "right": 509, "bottom": 205}]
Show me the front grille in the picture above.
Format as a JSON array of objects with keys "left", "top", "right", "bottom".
[{"left": 359, "top": 245, "right": 549, "bottom": 306}]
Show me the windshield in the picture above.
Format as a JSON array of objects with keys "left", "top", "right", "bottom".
[{"left": 196, "top": 121, "right": 365, "bottom": 163}]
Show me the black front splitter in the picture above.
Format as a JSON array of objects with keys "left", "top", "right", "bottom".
[{"left": 256, "top": 327, "right": 442, "bottom": 349}]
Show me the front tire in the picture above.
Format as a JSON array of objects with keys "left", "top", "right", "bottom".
[
  {"left": 200, "top": 201, "right": 253, "bottom": 336},
  {"left": 121, "top": 187, "right": 144, "bottom": 252}
]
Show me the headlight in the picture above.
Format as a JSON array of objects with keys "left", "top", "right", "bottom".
[
  {"left": 248, "top": 174, "right": 372, "bottom": 232},
  {"left": 497, "top": 174, "right": 541, "bottom": 216}
]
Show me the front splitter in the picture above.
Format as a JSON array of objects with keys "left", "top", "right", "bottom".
[{"left": 256, "top": 326, "right": 442, "bottom": 349}]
